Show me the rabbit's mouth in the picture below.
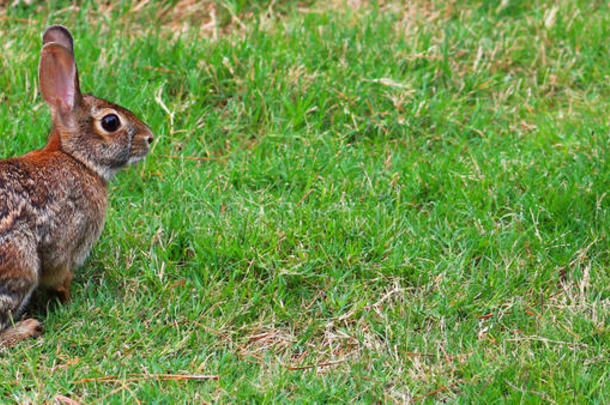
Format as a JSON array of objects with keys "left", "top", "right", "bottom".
[
  {"left": 127, "top": 142, "right": 151, "bottom": 165},
  {"left": 127, "top": 155, "right": 146, "bottom": 165},
  {"left": 125, "top": 126, "right": 154, "bottom": 165}
]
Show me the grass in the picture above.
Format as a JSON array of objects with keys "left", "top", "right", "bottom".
[{"left": 0, "top": 0, "right": 608, "bottom": 402}]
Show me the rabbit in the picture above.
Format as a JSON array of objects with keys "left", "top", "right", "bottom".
[{"left": 0, "top": 25, "right": 153, "bottom": 345}]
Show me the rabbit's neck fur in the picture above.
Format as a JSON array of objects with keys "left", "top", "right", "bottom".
[{"left": 45, "top": 129, "right": 117, "bottom": 182}]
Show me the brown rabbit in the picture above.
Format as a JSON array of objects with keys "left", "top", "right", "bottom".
[{"left": 0, "top": 26, "right": 153, "bottom": 344}]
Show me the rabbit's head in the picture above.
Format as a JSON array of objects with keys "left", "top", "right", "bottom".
[{"left": 39, "top": 26, "right": 153, "bottom": 181}]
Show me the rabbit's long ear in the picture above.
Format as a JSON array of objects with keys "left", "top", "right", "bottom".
[
  {"left": 39, "top": 43, "right": 82, "bottom": 117},
  {"left": 42, "top": 25, "right": 74, "bottom": 54}
]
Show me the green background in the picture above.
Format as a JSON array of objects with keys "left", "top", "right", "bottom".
[{"left": 0, "top": 0, "right": 608, "bottom": 402}]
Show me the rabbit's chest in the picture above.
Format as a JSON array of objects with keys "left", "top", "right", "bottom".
[
  {"left": 40, "top": 212, "right": 105, "bottom": 271},
  {"left": 37, "top": 178, "right": 107, "bottom": 278}
]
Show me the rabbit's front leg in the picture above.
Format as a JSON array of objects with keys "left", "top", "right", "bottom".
[
  {"left": 53, "top": 270, "right": 72, "bottom": 304},
  {"left": 40, "top": 266, "right": 73, "bottom": 304}
]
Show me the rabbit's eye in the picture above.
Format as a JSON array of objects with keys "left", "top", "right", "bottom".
[{"left": 101, "top": 114, "right": 121, "bottom": 132}]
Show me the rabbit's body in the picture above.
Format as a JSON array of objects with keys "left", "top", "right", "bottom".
[
  {"left": 0, "top": 145, "right": 106, "bottom": 331},
  {"left": 0, "top": 26, "right": 153, "bottom": 345},
  {"left": 0, "top": 136, "right": 107, "bottom": 278}
]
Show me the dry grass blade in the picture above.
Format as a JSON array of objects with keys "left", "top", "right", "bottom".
[
  {"left": 0, "top": 16, "right": 37, "bottom": 23},
  {"left": 296, "top": 188, "right": 314, "bottom": 206},
  {"left": 73, "top": 374, "right": 220, "bottom": 384},
  {"left": 506, "top": 336, "right": 588, "bottom": 348},
  {"left": 55, "top": 395, "right": 81, "bottom": 405},
  {"left": 284, "top": 358, "right": 346, "bottom": 371},
  {"left": 141, "top": 65, "right": 177, "bottom": 74},
  {"left": 164, "top": 154, "right": 225, "bottom": 162},
  {"left": 411, "top": 379, "right": 466, "bottom": 403}
]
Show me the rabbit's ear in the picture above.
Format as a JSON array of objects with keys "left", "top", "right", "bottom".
[
  {"left": 42, "top": 25, "right": 74, "bottom": 54},
  {"left": 39, "top": 43, "right": 82, "bottom": 116}
]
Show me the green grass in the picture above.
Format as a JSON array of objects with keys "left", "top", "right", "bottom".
[{"left": 1, "top": 0, "right": 608, "bottom": 402}]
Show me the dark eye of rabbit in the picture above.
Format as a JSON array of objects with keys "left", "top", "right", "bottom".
[{"left": 101, "top": 114, "right": 121, "bottom": 132}]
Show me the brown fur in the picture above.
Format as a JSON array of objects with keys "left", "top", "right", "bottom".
[{"left": 0, "top": 26, "right": 153, "bottom": 345}]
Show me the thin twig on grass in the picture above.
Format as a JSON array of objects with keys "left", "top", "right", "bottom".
[
  {"left": 404, "top": 351, "right": 436, "bottom": 358},
  {"left": 198, "top": 323, "right": 232, "bottom": 343},
  {"left": 164, "top": 154, "right": 225, "bottom": 162},
  {"left": 141, "top": 65, "right": 177, "bottom": 74},
  {"left": 438, "top": 343, "right": 452, "bottom": 365},
  {"left": 401, "top": 350, "right": 473, "bottom": 362},
  {"left": 504, "top": 379, "right": 555, "bottom": 403},
  {"left": 505, "top": 336, "right": 587, "bottom": 348},
  {"left": 411, "top": 378, "right": 466, "bottom": 403},
  {"left": 296, "top": 189, "right": 314, "bottom": 206},
  {"left": 284, "top": 358, "right": 346, "bottom": 371},
  {"left": 0, "top": 16, "right": 37, "bottom": 23},
  {"left": 73, "top": 374, "right": 219, "bottom": 384}
]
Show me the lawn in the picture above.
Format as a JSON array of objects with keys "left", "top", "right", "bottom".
[{"left": 0, "top": 0, "right": 608, "bottom": 402}]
